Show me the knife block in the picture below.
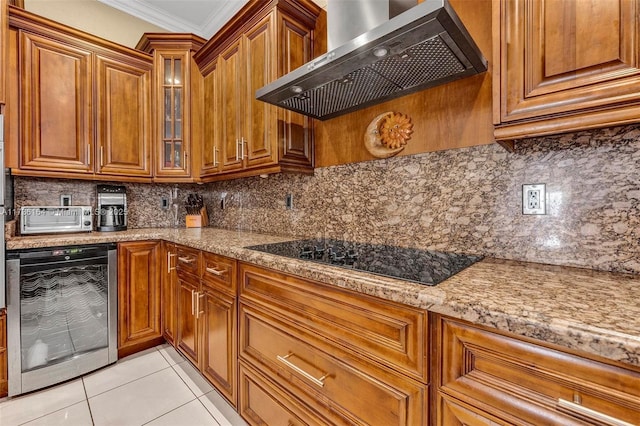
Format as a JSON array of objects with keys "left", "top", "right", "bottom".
[{"left": 186, "top": 207, "right": 209, "bottom": 228}]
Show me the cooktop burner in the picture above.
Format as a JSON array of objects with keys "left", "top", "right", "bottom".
[{"left": 246, "top": 239, "right": 482, "bottom": 286}]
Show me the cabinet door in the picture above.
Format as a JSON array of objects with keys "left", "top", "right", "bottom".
[
  {"left": 276, "top": 12, "right": 315, "bottom": 171},
  {"left": 95, "top": 54, "right": 152, "bottom": 178},
  {"left": 0, "top": 0, "right": 7, "bottom": 105},
  {"left": 200, "top": 64, "right": 221, "bottom": 177},
  {"left": 435, "top": 315, "right": 640, "bottom": 426},
  {"left": 219, "top": 40, "right": 244, "bottom": 173},
  {"left": 0, "top": 310, "right": 7, "bottom": 398},
  {"left": 243, "top": 13, "right": 278, "bottom": 169},
  {"left": 161, "top": 242, "right": 177, "bottom": 346},
  {"left": 117, "top": 242, "right": 162, "bottom": 358},
  {"left": 176, "top": 274, "right": 199, "bottom": 366},
  {"left": 495, "top": 0, "right": 640, "bottom": 136},
  {"left": 20, "top": 31, "right": 93, "bottom": 174},
  {"left": 154, "top": 51, "right": 191, "bottom": 179},
  {"left": 201, "top": 286, "right": 236, "bottom": 406}
]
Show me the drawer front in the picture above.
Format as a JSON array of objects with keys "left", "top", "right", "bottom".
[
  {"left": 239, "top": 263, "right": 427, "bottom": 382},
  {"left": 240, "top": 302, "right": 427, "bottom": 426},
  {"left": 176, "top": 245, "right": 201, "bottom": 277},
  {"left": 436, "top": 315, "right": 640, "bottom": 426},
  {"left": 239, "top": 361, "right": 327, "bottom": 426},
  {"left": 202, "top": 252, "right": 236, "bottom": 294}
]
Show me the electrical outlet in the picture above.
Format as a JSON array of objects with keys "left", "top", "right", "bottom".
[
  {"left": 522, "top": 184, "right": 546, "bottom": 215},
  {"left": 60, "top": 194, "right": 72, "bottom": 206},
  {"left": 285, "top": 194, "right": 293, "bottom": 210},
  {"left": 161, "top": 197, "right": 169, "bottom": 209}
]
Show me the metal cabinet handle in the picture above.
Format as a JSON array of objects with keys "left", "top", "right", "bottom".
[
  {"left": 167, "top": 252, "right": 176, "bottom": 273},
  {"left": 87, "top": 143, "right": 91, "bottom": 166},
  {"left": 205, "top": 266, "right": 225, "bottom": 276},
  {"left": 178, "top": 256, "right": 195, "bottom": 264},
  {"left": 184, "top": 151, "right": 187, "bottom": 168},
  {"left": 196, "top": 292, "right": 204, "bottom": 319},
  {"left": 100, "top": 145, "right": 104, "bottom": 167},
  {"left": 236, "top": 137, "right": 246, "bottom": 161},
  {"left": 191, "top": 289, "right": 196, "bottom": 316},
  {"left": 277, "top": 353, "right": 328, "bottom": 388},
  {"left": 557, "top": 399, "right": 634, "bottom": 426},
  {"left": 213, "top": 147, "right": 219, "bottom": 167}
]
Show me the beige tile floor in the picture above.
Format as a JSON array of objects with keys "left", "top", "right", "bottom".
[{"left": 0, "top": 344, "right": 247, "bottom": 426}]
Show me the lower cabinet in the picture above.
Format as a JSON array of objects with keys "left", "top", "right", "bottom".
[
  {"left": 161, "top": 242, "right": 177, "bottom": 346},
  {"left": 238, "top": 262, "right": 429, "bottom": 426},
  {"left": 0, "top": 310, "right": 7, "bottom": 398},
  {"left": 117, "top": 241, "right": 163, "bottom": 358},
  {"left": 174, "top": 245, "right": 238, "bottom": 406},
  {"left": 433, "top": 314, "right": 640, "bottom": 426}
]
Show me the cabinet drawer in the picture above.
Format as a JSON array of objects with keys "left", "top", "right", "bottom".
[
  {"left": 240, "top": 302, "right": 427, "bottom": 426},
  {"left": 202, "top": 252, "right": 236, "bottom": 294},
  {"left": 239, "top": 263, "right": 427, "bottom": 382},
  {"left": 239, "top": 361, "right": 327, "bottom": 426},
  {"left": 436, "top": 315, "right": 640, "bottom": 426},
  {"left": 176, "top": 245, "right": 200, "bottom": 277}
]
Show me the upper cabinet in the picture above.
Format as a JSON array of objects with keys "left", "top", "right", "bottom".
[
  {"left": 7, "top": 7, "right": 153, "bottom": 181},
  {"left": 194, "top": 0, "right": 325, "bottom": 182},
  {"left": 137, "top": 34, "right": 206, "bottom": 182},
  {"left": 493, "top": 0, "right": 640, "bottom": 142},
  {"left": 0, "top": 0, "right": 8, "bottom": 106}
]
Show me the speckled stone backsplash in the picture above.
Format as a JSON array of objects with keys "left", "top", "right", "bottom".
[
  {"left": 13, "top": 179, "right": 205, "bottom": 229},
  {"left": 13, "top": 124, "right": 640, "bottom": 274}
]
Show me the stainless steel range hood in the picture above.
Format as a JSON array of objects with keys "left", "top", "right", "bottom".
[{"left": 256, "top": 0, "right": 487, "bottom": 121}]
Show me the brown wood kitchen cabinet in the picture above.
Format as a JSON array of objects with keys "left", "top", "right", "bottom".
[
  {"left": 433, "top": 313, "right": 640, "bottom": 425},
  {"left": 175, "top": 245, "right": 238, "bottom": 406},
  {"left": 493, "top": 0, "right": 640, "bottom": 143},
  {"left": 0, "top": 310, "right": 7, "bottom": 398},
  {"left": 194, "top": 0, "right": 324, "bottom": 182},
  {"left": 7, "top": 7, "right": 152, "bottom": 181},
  {"left": 117, "top": 241, "right": 163, "bottom": 358},
  {"left": 0, "top": 0, "right": 8, "bottom": 106},
  {"left": 238, "top": 262, "right": 429, "bottom": 426},
  {"left": 161, "top": 242, "right": 178, "bottom": 346},
  {"left": 137, "top": 34, "right": 206, "bottom": 182}
]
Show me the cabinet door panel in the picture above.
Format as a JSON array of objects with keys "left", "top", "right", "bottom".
[
  {"left": 117, "top": 242, "right": 162, "bottom": 357},
  {"left": 96, "top": 54, "right": 152, "bottom": 177},
  {"left": 176, "top": 275, "right": 199, "bottom": 366},
  {"left": 162, "top": 243, "right": 177, "bottom": 345},
  {"left": 201, "top": 287, "right": 236, "bottom": 406},
  {"left": 498, "top": 0, "right": 640, "bottom": 123},
  {"left": 219, "top": 41, "right": 244, "bottom": 173},
  {"left": 0, "top": 310, "right": 7, "bottom": 398},
  {"left": 277, "top": 14, "right": 314, "bottom": 169},
  {"left": 20, "top": 31, "right": 92, "bottom": 173},
  {"left": 436, "top": 315, "right": 640, "bottom": 425},
  {"left": 0, "top": 0, "right": 7, "bottom": 105},
  {"left": 200, "top": 68, "right": 220, "bottom": 176},
  {"left": 239, "top": 361, "right": 327, "bottom": 426},
  {"left": 240, "top": 303, "right": 427, "bottom": 426},
  {"left": 244, "top": 14, "right": 277, "bottom": 169}
]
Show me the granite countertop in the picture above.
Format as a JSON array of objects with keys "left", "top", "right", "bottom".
[{"left": 6, "top": 227, "right": 640, "bottom": 369}]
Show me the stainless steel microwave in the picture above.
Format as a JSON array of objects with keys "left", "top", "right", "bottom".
[{"left": 20, "top": 206, "right": 93, "bottom": 235}]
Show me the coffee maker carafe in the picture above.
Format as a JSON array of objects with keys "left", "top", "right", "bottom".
[{"left": 97, "top": 185, "right": 127, "bottom": 232}]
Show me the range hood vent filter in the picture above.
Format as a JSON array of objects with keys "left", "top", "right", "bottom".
[{"left": 256, "top": 0, "right": 487, "bottom": 121}]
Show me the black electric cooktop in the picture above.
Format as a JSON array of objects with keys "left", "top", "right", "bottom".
[{"left": 246, "top": 239, "right": 482, "bottom": 286}]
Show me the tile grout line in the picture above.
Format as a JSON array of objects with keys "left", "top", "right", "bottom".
[
  {"left": 196, "top": 396, "right": 223, "bottom": 426},
  {"left": 85, "top": 365, "right": 174, "bottom": 400},
  {"left": 81, "top": 377, "right": 96, "bottom": 426}
]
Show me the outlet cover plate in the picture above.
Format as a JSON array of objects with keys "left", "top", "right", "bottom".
[{"left": 522, "top": 184, "right": 546, "bottom": 215}]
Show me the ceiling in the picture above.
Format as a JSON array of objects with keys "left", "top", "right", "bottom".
[{"left": 98, "top": 0, "right": 327, "bottom": 39}]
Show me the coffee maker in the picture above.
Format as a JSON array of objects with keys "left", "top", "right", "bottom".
[{"left": 96, "top": 184, "right": 127, "bottom": 231}]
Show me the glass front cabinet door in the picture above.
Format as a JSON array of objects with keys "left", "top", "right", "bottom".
[{"left": 138, "top": 34, "right": 206, "bottom": 181}]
